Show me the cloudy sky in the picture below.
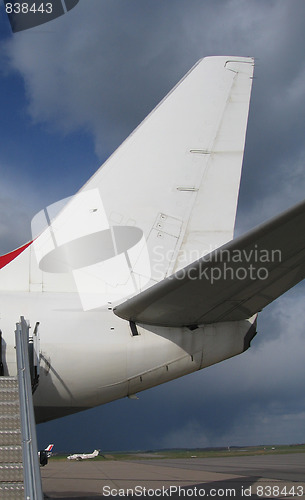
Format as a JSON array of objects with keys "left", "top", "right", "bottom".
[{"left": 1, "top": 0, "right": 305, "bottom": 453}]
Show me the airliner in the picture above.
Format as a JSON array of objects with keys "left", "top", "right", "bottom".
[
  {"left": 44, "top": 444, "right": 55, "bottom": 457},
  {"left": 38, "top": 444, "right": 54, "bottom": 459},
  {"left": 67, "top": 450, "right": 99, "bottom": 461},
  {"left": 1, "top": 56, "right": 305, "bottom": 425}
]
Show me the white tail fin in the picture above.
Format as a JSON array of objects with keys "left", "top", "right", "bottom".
[
  {"left": 0, "top": 57, "right": 254, "bottom": 308},
  {"left": 80, "top": 56, "right": 254, "bottom": 279}
]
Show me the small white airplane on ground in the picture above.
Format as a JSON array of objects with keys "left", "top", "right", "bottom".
[
  {"left": 1, "top": 56, "right": 305, "bottom": 426},
  {"left": 67, "top": 450, "right": 99, "bottom": 460}
]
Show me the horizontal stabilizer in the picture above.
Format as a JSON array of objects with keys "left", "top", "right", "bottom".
[{"left": 114, "top": 200, "right": 305, "bottom": 326}]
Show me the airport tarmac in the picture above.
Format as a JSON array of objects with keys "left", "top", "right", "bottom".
[{"left": 42, "top": 453, "right": 305, "bottom": 499}]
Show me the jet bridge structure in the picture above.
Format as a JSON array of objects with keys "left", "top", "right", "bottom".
[{"left": 0, "top": 317, "right": 43, "bottom": 499}]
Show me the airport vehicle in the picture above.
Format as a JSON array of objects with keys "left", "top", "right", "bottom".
[
  {"left": 1, "top": 56, "right": 305, "bottom": 423},
  {"left": 67, "top": 450, "right": 99, "bottom": 461}
]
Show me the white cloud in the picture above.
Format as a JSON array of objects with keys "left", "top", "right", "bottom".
[{"left": 4, "top": 0, "right": 304, "bottom": 162}]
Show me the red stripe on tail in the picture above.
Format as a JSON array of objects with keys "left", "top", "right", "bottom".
[{"left": 0, "top": 241, "right": 33, "bottom": 270}]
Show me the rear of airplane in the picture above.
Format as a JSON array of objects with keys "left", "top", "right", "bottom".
[
  {"left": 0, "top": 56, "right": 258, "bottom": 422},
  {"left": 4, "top": 56, "right": 305, "bottom": 424}
]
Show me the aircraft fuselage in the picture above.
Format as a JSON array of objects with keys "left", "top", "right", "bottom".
[{"left": 0, "top": 290, "right": 256, "bottom": 422}]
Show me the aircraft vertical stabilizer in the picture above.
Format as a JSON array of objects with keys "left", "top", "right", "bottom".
[
  {"left": 80, "top": 56, "right": 254, "bottom": 283},
  {"left": 0, "top": 57, "right": 254, "bottom": 303}
]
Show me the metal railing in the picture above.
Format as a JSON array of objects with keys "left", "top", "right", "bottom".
[
  {"left": 28, "top": 322, "right": 40, "bottom": 393},
  {"left": 15, "top": 317, "right": 43, "bottom": 500},
  {"left": 0, "top": 329, "right": 4, "bottom": 375}
]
